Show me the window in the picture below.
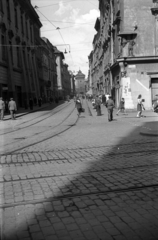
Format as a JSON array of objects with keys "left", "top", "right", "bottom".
[
  {"left": 21, "top": 12, "right": 24, "bottom": 33},
  {"left": 25, "top": 20, "right": 28, "bottom": 38},
  {"left": 1, "top": 34, "right": 7, "bottom": 61},
  {"left": 14, "top": 7, "right": 18, "bottom": 28},
  {"left": 17, "top": 47, "right": 20, "bottom": 67},
  {"left": 0, "top": 0, "right": 3, "bottom": 13},
  {"left": 30, "top": 23, "right": 33, "bottom": 42},
  {"left": 6, "top": 0, "right": 10, "bottom": 20},
  {"left": 9, "top": 41, "right": 13, "bottom": 64}
]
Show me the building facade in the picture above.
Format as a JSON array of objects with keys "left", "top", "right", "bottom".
[
  {"left": 75, "top": 70, "right": 86, "bottom": 95},
  {"left": 89, "top": 0, "right": 158, "bottom": 109},
  {"left": 54, "top": 47, "right": 65, "bottom": 99},
  {"left": 62, "top": 63, "right": 71, "bottom": 99},
  {"left": 0, "top": 0, "right": 42, "bottom": 108},
  {"left": 36, "top": 37, "right": 57, "bottom": 102}
]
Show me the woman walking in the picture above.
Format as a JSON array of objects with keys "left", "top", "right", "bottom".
[
  {"left": 75, "top": 97, "right": 82, "bottom": 115},
  {"left": 137, "top": 94, "right": 145, "bottom": 117}
]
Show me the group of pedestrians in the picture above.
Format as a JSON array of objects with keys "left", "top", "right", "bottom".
[
  {"left": 0, "top": 97, "right": 17, "bottom": 120},
  {"left": 90, "top": 93, "right": 155, "bottom": 121}
]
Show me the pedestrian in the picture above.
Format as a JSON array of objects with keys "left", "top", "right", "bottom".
[
  {"left": 153, "top": 99, "right": 158, "bottom": 113},
  {"left": 0, "top": 97, "right": 5, "bottom": 120},
  {"left": 73, "top": 95, "right": 76, "bottom": 103},
  {"left": 8, "top": 98, "right": 17, "bottom": 120},
  {"left": 38, "top": 97, "right": 42, "bottom": 107},
  {"left": 95, "top": 96, "right": 101, "bottom": 116},
  {"left": 137, "top": 94, "right": 145, "bottom": 118},
  {"left": 75, "top": 97, "right": 82, "bottom": 115},
  {"left": 106, "top": 95, "right": 115, "bottom": 121},
  {"left": 116, "top": 98, "right": 125, "bottom": 115},
  {"left": 29, "top": 98, "right": 33, "bottom": 110},
  {"left": 102, "top": 94, "right": 106, "bottom": 106},
  {"left": 5, "top": 100, "right": 9, "bottom": 113}
]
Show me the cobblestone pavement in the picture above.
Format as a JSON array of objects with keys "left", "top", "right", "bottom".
[{"left": 1, "top": 100, "right": 158, "bottom": 240}]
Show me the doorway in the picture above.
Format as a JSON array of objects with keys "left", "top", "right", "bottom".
[{"left": 151, "top": 78, "right": 158, "bottom": 104}]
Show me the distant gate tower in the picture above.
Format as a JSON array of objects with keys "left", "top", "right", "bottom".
[{"left": 75, "top": 70, "right": 85, "bottom": 95}]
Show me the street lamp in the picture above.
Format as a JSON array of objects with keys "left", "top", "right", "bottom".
[{"left": 55, "top": 44, "right": 71, "bottom": 54}]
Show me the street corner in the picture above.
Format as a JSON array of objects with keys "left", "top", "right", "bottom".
[{"left": 140, "top": 121, "right": 158, "bottom": 137}]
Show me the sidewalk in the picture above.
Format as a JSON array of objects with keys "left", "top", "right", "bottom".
[
  {"left": 2, "top": 101, "right": 65, "bottom": 121},
  {"left": 87, "top": 100, "right": 158, "bottom": 136}
]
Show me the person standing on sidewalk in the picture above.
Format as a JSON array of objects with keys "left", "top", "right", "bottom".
[
  {"left": 95, "top": 96, "right": 101, "bottom": 116},
  {"left": 0, "top": 97, "right": 5, "bottom": 121},
  {"left": 8, "top": 98, "right": 17, "bottom": 120},
  {"left": 106, "top": 96, "right": 115, "bottom": 121}
]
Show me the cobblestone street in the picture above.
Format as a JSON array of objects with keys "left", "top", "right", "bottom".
[{"left": 1, "top": 100, "right": 158, "bottom": 240}]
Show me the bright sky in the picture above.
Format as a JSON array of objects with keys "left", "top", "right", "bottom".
[{"left": 31, "top": 0, "right": 99, "bottom": 77}]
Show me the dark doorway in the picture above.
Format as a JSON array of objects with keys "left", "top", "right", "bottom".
[
  {"left": 15, "top": 85, "right": 22, "bottom": 108},
  {"left": 151, "top": 78, "right": 158, "bottom": 104}
]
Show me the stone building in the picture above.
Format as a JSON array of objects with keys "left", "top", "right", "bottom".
[
  {"left": 36, "top": 37, "right": 57, "bottom": 102},
  {"left": 89, "top": 0, "right": 158, "bottom": 109},
  {"left": 69, "top": 71, "right": 76, "bottom": 97},
  {"left": 75, "top": 70, "right": 86, "bottom": 95},
  {"left": 0, "top": 0, "right": 42, "bottom": 108},
  {"left": 62, "top": 63, "right": 71, "bottom": 99},
  {"left": 54, "top": 47, "right": 65, "bottom": 99}
]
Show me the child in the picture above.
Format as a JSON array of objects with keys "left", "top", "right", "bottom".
[{"left": 116, "top": 98, "right": 125, "bottom": 115}]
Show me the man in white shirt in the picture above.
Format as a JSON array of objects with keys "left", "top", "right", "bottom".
[{"left": 8, "top": 98, "right": 17, "bottom": 120}]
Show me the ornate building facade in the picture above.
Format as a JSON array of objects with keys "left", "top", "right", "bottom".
[
  {"left": 0, "top": 0, "right": 42, "bottom": 108},
  {"left": 89, "top": 0, "right": 158, "bottom": 109}
]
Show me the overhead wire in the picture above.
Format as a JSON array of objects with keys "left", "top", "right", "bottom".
[{"left": 41, "top": 24, "right": 94, "bottom": 32}]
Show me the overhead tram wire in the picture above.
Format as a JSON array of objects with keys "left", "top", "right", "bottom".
[{"left": 34, "top": 6, "right": 75, "bottom": 68}]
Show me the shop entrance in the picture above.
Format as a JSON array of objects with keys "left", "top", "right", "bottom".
[{"left": 151, "top": 78, "right": 158, "bottom": 104}]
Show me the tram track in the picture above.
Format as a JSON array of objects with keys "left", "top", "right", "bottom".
[
  {"left": 1, "top": 183, "right": 158, "bottom": 209},
  {"left": 1, "top": 161, "right": 158, "bottom": 183},
  {"left": 1, "top": 149, "right": 158, "bottom": 164},
  {"left": 0, "top": 102, "right": 71, "bottom": 136},
  {"left": 0, "top": 105, "right": 79, "bottom": 155}
]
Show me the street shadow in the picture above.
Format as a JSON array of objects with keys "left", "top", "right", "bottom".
[
  {"left": 4, "top": 100, "right": 67, "bottom": 120},
  {"left": 2, "top": 121, "right": 158, "bottom": 240}
]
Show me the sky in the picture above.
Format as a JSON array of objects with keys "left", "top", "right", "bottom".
[{"left": 30, "top": 0, "right": 100, "bottom": 77}]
